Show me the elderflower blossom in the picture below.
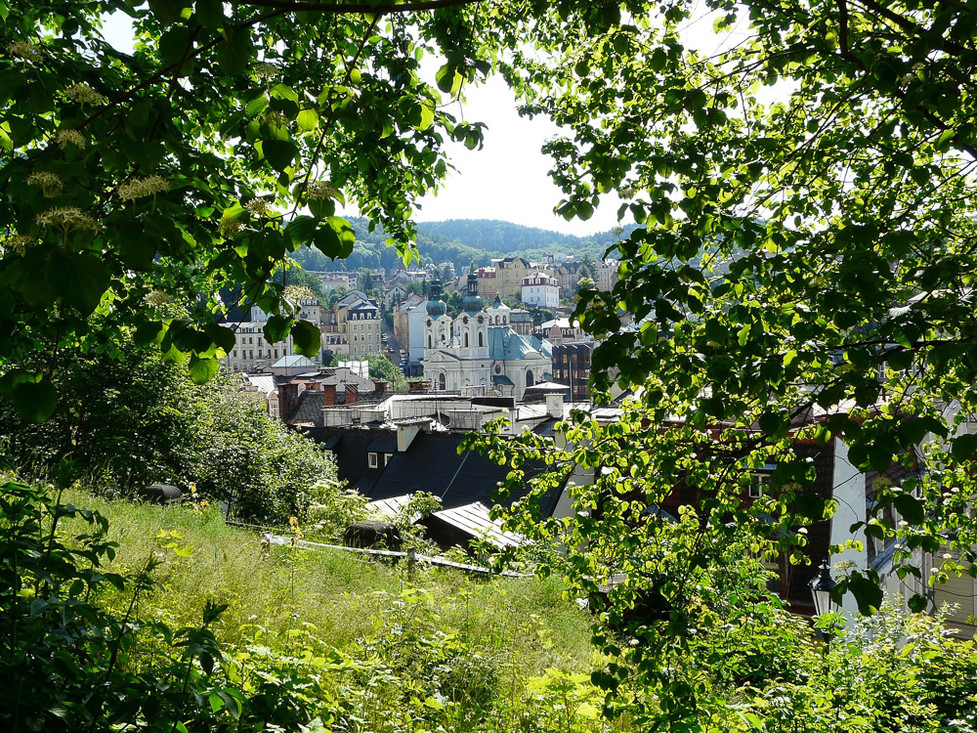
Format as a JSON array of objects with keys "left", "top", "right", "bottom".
[
  {"left": 254, "top": 62, "right": 278, "bottom": 81},
  {"left": 56, "top": 129, "right": 86, "bottom": 149},
  {"left": 245, "top": 198, "right": 274, "bottom": 217},
  {"left": 264, "top": 110, "right": 288, "bottom": 127},
  {"left": 27, "top": 171, "right": 63, "bottom": 197},
  {"left": 118, "top": 175, "right": 170, "bottom": 201},
  {"left": 7, "top": 41, "right": 41, "bottom": 62},
  {"left": 2, "top": 235, "right": 36, "bottom": 255},
  {"left": 284, "top": 284, "right": 316, "bottom": 303},
  {"left": 64, "top": 83, "right": 107, "bottom": 105},
  {"left": 219, "top": 216, "right": 242, "bottom": 237},
  {"left": 36, "top": 206, "right": 97, "bottom": 232},
  {"left": 307, "top": 181, "right": 340, "bottom": 201},
  {"left": 143, "top": 290, "right": 171, "bottom": 309}
]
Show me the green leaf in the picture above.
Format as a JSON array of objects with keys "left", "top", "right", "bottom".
[
  {"left": 187, "top": 355, "right": 219, "bottom": 384},
  {"left": 893, "top": 493, "right": 924, "bottom": 525},
  {"left": 195, "top": 0, "right": 224, "bottom": 28},
  {"left": 205, "top": 323, "right": 236, "bottom": 353},
  {"left": 296, "top": 107, "right": 318, "bottom": 131},
  {"left": 847, "top": 571, "right": 883, "bottom": 615},
  {"left": 264, "top": 314, "right": 291, "bottom": 343},
  {"left": 10, "top": 378, "right": 59, "bottom": 423},
  {"left": 793, "top": 492, "right": 826, "bottom": 520},
  {"left": 47, "top": 252, "right": 111, "bottom": 315},
  {"left": 290, "top": 320, "right": 321, "bottom": 357},
  {"left": 312, "top": 217, "right": 355, "bottom": 259},
  {"left": 216, "top": 26, "right": 253, "bottom": 76},
  {"left": 148, "top": 0, "right": 186, "bottom": 25},
  {"left": 907, "top": 593, "right": 928, "bottom": 613},
  {"left": 261, "top": 139, "right": 296, "bottom": 172},
  {"left": 435, "top": 63, "right": 464, "bottom": 95},
  {"left": 952, "top": 433, "right": 977, "bottom": 462},
  {"left": 285, "top": 215, "right": 317, "bottom": 245}
]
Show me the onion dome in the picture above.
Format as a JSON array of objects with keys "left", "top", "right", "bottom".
[{"left": 427, "top": 275, "right": 447, "bottom": 317}]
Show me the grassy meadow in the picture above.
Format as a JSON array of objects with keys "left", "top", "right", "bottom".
[{"left": 56, "top": 488, "right": 626, "bottom": 733}]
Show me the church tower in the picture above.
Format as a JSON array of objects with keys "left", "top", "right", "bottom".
[{"left": 423, "top": 275, "right": 452, "bottom": 358}]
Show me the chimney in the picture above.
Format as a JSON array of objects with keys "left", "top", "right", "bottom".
[
  {"left": 278, "top": 382, "right": 299, "bottom": 422},
  {"left": 323, "top": 383, "right": 336, "bottom": 406},
  {"left": 345, "top": 383, "right": 358, "bottom": 405},
  {"left": 545, "top": 393, "right": 564, "bottom": 419},
  {"left": 372, "top": 379, "right": 387, "bottom": 395}
]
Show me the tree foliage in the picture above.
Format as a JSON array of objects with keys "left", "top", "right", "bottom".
[
  {"left": 0, "top": 0, "right": 495, "bottom": 419},
  {"left": 0, "top": 337, "right": 336, "bottom": 525}
]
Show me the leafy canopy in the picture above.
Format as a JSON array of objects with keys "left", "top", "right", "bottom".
[{"left": 0, "top": 0, "right": 498, "bottom": 418}]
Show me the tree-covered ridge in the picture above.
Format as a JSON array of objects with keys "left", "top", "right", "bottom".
[{"left": 289, "top": 217, "right": 635, "bottom": 273}]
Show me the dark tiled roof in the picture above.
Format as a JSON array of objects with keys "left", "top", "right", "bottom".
[
  {"left": 289, "top": 390, "right": 324, "bottom": 425},
  {"left": 306, "top": 427, "right": 561, "bottom": 516}
]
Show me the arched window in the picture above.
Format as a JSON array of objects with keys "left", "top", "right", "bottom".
[
  {"left": 478, "top": 331, "right": 484, "bottom": 347},
  {"left": 428, "top": 334, "right": 432, "bottom": 348},
  {"left": 526, "top": 370, "right": 535, "bottom": 388},
  {"left": 464, "top": 332, "right": 469, "bottom": 347},
  {"left": 439, "top": 373, "right": 446, "bottom": 391}
]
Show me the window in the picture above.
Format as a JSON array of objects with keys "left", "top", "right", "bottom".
[
  {"left": 368, "top": 452, "right": 378, "bottom": 469},
  {"left": 384, "top": 453, "right": 392, "bottom": 466},
  {"left": 749, "top": 474, "right": 770, "bottom": 499},
  {"left": 478, "top": 332, "right": 484, "bottom": 347}
]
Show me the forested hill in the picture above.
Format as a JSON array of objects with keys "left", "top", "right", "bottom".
[{"left": 289, "top": 217, "right": 635, "bottom": 273}]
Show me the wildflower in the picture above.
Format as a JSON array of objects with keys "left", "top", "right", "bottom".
[
  {"left": 118, "top": 175, "right": 170, "bottom": 201},
  {"left": 56, "top": 129, "right": 86, "bottom": 149},
  {"left": 64, "top": 83, "right": 107, "bottom": 105},
  {"left": 245, "top": 198, "right": 275, "bottom": 217},
  {"left": 284, "top": 284, "right": 316, "bottom": 302},
  {"left": 307, "top": 181, "right": 340, "bottom": 201},
  {"left": 27, "top": 171, "right": 63, "bottom": 197},
  {"left": 264, "top": 110, "right": 288, "bottom": 127},
  {"left": 143, "top": 290, "right": 171, "bottom": 309},
  {"left": 36, "top": 206, "right": 97, "bottom": 232},
  {"left": 1, "top": 235, "right": 36, "bottom": 255},
  {"left": 7, "top": 41, "right": 41, "bottom": 62},
  {"left": 943, "top": 553, "right": 954, "bottom": 560},
  {"left": 219, "top": 216, "right": 242, "bottom": 237},
  {"left": 254, "top": 62, "right": 278, "bottom": 81}
]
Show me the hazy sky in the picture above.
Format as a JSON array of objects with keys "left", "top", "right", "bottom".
[{"left": 100, "top": 13, "right": 623, "bottom": 236}]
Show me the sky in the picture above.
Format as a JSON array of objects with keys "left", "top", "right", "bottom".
[
  {"left": 100, "top": 13, "right": 623, "bottom": 236},
  {"left": 101, "top": 9, "right": 748, "bottom": 237}
]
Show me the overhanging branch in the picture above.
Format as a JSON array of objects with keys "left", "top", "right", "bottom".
[{"left": 235, "top": 0, "right": 483, "bottom": 13}]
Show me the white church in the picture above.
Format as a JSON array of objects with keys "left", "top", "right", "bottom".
[{"left": 422, "top": 266, "right": 553, "bottom": 400}]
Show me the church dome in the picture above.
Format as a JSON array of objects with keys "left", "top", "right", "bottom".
[
  {"left": 427, "top": 298, "right": 447, "bottom": 317},
  {"left": 426, "top": 274, "right": 447, "bottom": 317}
]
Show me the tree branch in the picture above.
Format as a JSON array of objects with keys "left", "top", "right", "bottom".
[{"left": 235, "top": 0, "right": 482, "bottom": 13}]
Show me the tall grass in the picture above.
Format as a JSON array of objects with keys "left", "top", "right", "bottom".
[{"left": 61, "top": 488, "right": 597, "bottom": 677}]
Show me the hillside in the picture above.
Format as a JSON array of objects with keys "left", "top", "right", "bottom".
[
  {"left": 290, "top": 217, "right": 636, "bottom": 273},
  {"left": 24, "top": 485, "right": 610, "bottom": 733}
]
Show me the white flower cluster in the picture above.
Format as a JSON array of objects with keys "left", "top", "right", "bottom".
[
  {"left": 245, "top": 198, "right": 274, "bottom": 217},
  {"left": 144, "top": 290, "right": 171, "bottom": 309},
  {"left": 219, "top": 216, "right": 242, "bottom": 237},
  {"left": 36, "top": 206, "right": 97, "bottom": 232},
  {"left": 254, "top": 62, "right": 278, "bottom": 81},
  {"left": 264, "top": 110, "right": 288, "bottom": 127},
  {"left": 118, "top": 175, "right": 169, "bottom": 201},
  {"left": 56, "top": 129, "right": 86, "bottom": 149},
  {"left": 7, "top": 41, "right": 41, "bottom": 62},
  {"left": 64, "top": 83, "right": 107, "bottom": 105},
  {"left": 27, "top": 171, "right": 63, "bottom": 197},
  {"left": 2, "top": 235, "right": 36, "bottom": 255},
  {"left": 284, "top": 284, "right": 317, "bottom": 302},
  {"left": 307, "top": 181, "right": 340, "bottom": 201}
]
